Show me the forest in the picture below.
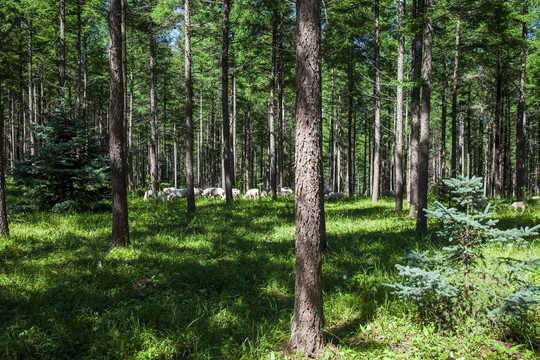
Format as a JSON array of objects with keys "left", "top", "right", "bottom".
[{"left": 0, "top": 0, "right": 539, "bottom": 359}]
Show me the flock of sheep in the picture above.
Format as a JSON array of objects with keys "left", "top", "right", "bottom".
[{"left": 143, "top": 186, "right": 346, "bottom": 201}]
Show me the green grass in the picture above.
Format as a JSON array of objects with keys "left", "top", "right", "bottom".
[{"left": 1, "top": 186, "right": 539, "bottom": 359}]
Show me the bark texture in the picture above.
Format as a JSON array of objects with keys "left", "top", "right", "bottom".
[{"left": 289, "top": 0, "right": 325, "bottom": 356}]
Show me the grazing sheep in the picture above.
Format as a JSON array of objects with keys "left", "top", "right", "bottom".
[
  {"left": 532, "top": 196, "right": 540, "bottom": 200},
  {"left": 143, "top": 190, "right": 153, "bottom": 201},
  {"left": 194, "top": 187, "right": 204, "bottom": 197},
  {"left": 328, "top": 192, "right": 345, "bottom": 201},
  {"left": 167, "top": 188, "right": 188, "bottom": 200},
  {"left": 232, "top": 188, "right": 241, "bottom": 199},
  {"left": 162, "top": 187, "right": 176, "bottom": 196},
  {"left": 509, "top": 201, "right": 528, "bottom": 214},
  {"left": 277, "top": 187, "right": 294, "bottom": 196},
  {"left": 203, "top": 187, "right": 226, "bottom": 199},
  {"left": 244, "top": 188, "right": 260, "bottom": 199}
]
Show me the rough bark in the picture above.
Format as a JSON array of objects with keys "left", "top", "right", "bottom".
[
  {"left": 408, "top": 0, "right": 423, "bottom": 218},
  {"left": 417, "top": 0, "right": 432, "bottom": 231},
  {"left": 515, "top": 17, "right": 527, "bottom": 199},
  {"left": 372, "top": 0, "right": 381, "bottom": 203},
  {"left": 108, "top": 0, "right": 129, "bottom": 247},
  {"left": 185, "top": 0, "right": 196, "bottom": 212},
  {"left": 395, "top": 0, "right": 405, "bottom": 213},
  {"left": 288, "top": 0, "right": 325, "bottom": 356},
  {"left": 222, "top": 0, "right": 232, "bottom": 203},
  {"left": 149, "top": 24, "right": 159, "bottom": 199}
]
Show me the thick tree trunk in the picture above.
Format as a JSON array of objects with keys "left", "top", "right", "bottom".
[
  {"left": 149, "top": 25, "right": 159, "bottom": 199},
  {"left": 395, "top": 0, "right": 405, "bottom": 213},
  {"left": 450, "top": 15, "right": 460, "bottom": 177},
  {"left": 108, "top": 0, "right": 129, "bottom": 247},
  {"left": 515, "top": 18, "right": 527, "bottom": 199},
  {"left": 417, "top": 0, "right": 432, "bottom": 231},
  {"left": 185, "top": 0, "right": 196, "bottom": 212},
  {"left": 372, "top": 0, "right": 381, "bottom": 203},
  {"left": 289, "top": 0, "right": 325, "bottom": 356},
  {"left": 222, "top": 0, "right": 232, "bottom": 203},
  {"left": 408, "top": 0, "right": 423, "bottom": 218}
]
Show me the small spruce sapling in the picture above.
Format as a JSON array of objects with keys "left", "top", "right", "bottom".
[{"left": 387, "top": 176, "right": 539, "bottom": 325}]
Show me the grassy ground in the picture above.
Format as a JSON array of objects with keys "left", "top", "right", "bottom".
[{"left": 0, "top": 186, "right": 539, "bottom": 359}]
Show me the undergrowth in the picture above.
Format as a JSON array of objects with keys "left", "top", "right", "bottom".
[{"left": 0, "top": 185, "right": 538, "bottom": 359}]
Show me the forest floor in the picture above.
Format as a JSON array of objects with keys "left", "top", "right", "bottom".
[{"left": 0, "top": 185, "right": 539, "bottom": 359}]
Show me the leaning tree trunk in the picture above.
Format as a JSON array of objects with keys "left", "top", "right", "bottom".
[
  {"left": 221, "top": 0, "right": 233, "bottom": 203},
  {"left": 108, "top": 0, "right": 129, "bottom": 247},
  {"left": 372, "top": 0, "right": 381, "bottom": 203},
  {"left": 417, "top": 0, "right": 432, "bottom": 231},
  {"left": 289, "top": 0, "right": 325, "bottom": 356},
  {"left": 149, "top": 24, "right": 159, "bottom": 199},
  {"left": 185, "top": 0, "right": 196, "bottom": 212},
  {"left": 395, "top": 0, "right": 405, "bottom": 213}
]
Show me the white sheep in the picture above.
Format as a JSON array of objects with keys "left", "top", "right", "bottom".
[
  {"left": 194, "top": 187, "right": 204, "bottom": 197},
  {"left": 162, "top": 187, "right": 176, "bottom": 196},
  {"left": 167, "top": 188, "right": 188, "bottom": 200},
  {"left": 244, "top": 188, "right": 260, "bottom": 199},
  {"left": 143, "top": 189, "right": 153, "bottom": 201},
  {"left": 277, "top": 187, "right": 294, "bottom": 196},
  {"left": 509, "top": 201, "right": 528, "bottom": 214},
  {"left": 328, "top": 192, "right": 345, "bottom": 201},
  {"left": 232, "top": 188, "right": 241, "bottom": 199},
  {"left": 203, "top": 187, "right": 226, "bottom": 199}
]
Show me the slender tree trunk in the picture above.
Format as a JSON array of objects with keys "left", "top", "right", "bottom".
[
  {"left": 289, "top": 0, "right": 325, "bottom": 355},
  {"left": 450, "top": 15, "right": 461, "bottom": 177},
  {"left": 408, "top": 0, "right": 423, "bottom": 218},
  {"left": 515, "top": 16, "right": 527, "bottom": 199},
  {"left": 59, "top": 0, "right": 66, "bottom": 98},
  {"left": 493, "top": 55, "right": 503, "bottom": 197},
  {"left": 149, "top": 24, "right": 159, "bottom": 199},
  {"left": 372, "top": 0, "right": 381, "bottom": 203},
  {"left": 108, "top": 0, "right": 129, "bottom": 247},
  {"left": 76, "top": 1, "right": 82, "bottom": 118},
  {"left": 232, "top": 57, "right": 237, "bottom": 187},
  {"left": 395, "top": 0, "right": 405, "bottom": 212},
  {"left": 328, "top": 68, "right": 335, "bottom": 190},
  {"left": 127, "top": 71, "right": 134, "bottom": 191},
  {"left": 185, "top": 0, "right": 196, "bottom": 212},
  {"left": 222, "top": 0, "right": 232, "bottom": 203},
  {"left": 347, "top": 46, "right": 354, "bottom": 197},
  {"left": 27, "top": 20, "right": 35, "bottom": 156},
  {"left": 277, "top": 13, "right": 284, "bottom": 189},
  {"left": 268, "top": 9, "right": 278, "bottom": 199},
  {"left": 198, "top": 85, "right": 203, "bottom": 187},
  {"left": 0, "top": 73, "right": 9, "bottom": 237},
  {"left": 417, "top": 0, "right": 432, "bottom": 231},
  {"left": 440, "top": 59, "right": 448, "bottom": 179}
]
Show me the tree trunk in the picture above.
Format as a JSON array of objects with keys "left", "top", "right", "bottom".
[
  {"left": 268, "top": 9, "right": 278, "bottom": 199},
  {"left": 372, "top": 0, "right": 381, "bottom": 203},
  {"left": 108, "top": 0, "right": 129, "bottom": 247},
  {"left": 493, "top": 55, "right": 503, "bottom": 197},
  {"left": 149, "top": 24, "right": 159, "bottom": 199},
  {"left": 222, "top": 0, "right": 232, "bottom": 203},
  {"left": 127, "top": 71, "right": 134, "bottom": 191},
  {"left": 417, "top": 0, "right": 432, "bottom": 231},
  {"left": 440, "top": 59, "right": 448, "bottom": 179},
  {"left": 328, "top": 68, "right": 335, "bottom": 190},
  {"left": 515, "top": 16, "right": 527, "bottom": 199},
  {"left": 395, "top": 0, "right": 405, "bottom": 212},
  {"left": 450, "top": 15, "right": 461, "bottom": 177},
  {"left": 0, "top": 73, "right": 10, "bottom": 237},
  {"left": 59, "top": 0, "right": 66, "bottom": 98},
  {"left": 76, "top": 1, "right": 82, "bottom": 118},
  {"left": 289, "top": 0, "right": 325, "bottom": 355},
  {"left": 185, "top": 0, "right": 196, "bottom": 212},
  {"left": 27, "top": 19, "right": 35, "bottom": 156},
  {"left": 198, "top": 86, "right": 203, "bottom": 187},
  {"left": 277, "top": 13, "right": 284, "bottom": 189},
  {"left": 408, "top": 0, "right": 423, "bottom": 218}
]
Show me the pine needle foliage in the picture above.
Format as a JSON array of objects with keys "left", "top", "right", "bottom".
[
  {"left": 388, "top": 176, "right": 540, "bottom": 327},
  {"left": 13, "top": 108, "right": 110, "bottom": 212}
]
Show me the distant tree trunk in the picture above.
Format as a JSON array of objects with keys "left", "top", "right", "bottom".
[
  {"left": 515, "top": 16, "right": 527, "bottom": 199},
  {"left": 440, "top": 59, "right": 448, "bottom": 179},
  {"left": 198, "top": 86, "right": 203, "bottom": 187},
  {"left": 336, "top": 94, "right": 343, "bottom": 193},
  {"left": 417, "top": 0, "right": 432, "bottom": 231},
  {"left": 372, "top": 0, "right": 381, "bottom": 203},
  {"left": 395, "top": 0, "right": 405, "bottom": 212},
  {"left": 493, "top": 55, "right": 503, "bottom": 197},
  {"left": 408, "top": 0, "right": 423, "bottom": 218},
  {"left": 76, "top": 1, "right": 82, "bottom": 118},
  {"left": 149, "top": 24, "right": 159, "bottom": 199},
  {"left": 27, "top": 19, "right": 35, "bottom": 156},
  {"left": 289, "top": 0, "right": 325, "bottom": 355},
  {"left": 121, "top": 0, "right": 128, "bottom": 172},
  {"left": 450, "top": 15, "right": 460, "bottom": 177},
  {"left": 477, "top": 70, "right": 485, "bottom": 178},
  {"left": 328, "top": 67, "right": 335, "bottom": 190},
  {"left": 222, "top": 0, "right": 232, "bottom": 203},
  {"left": 268, "top": 9, "right": 278, "bottom": 199},
  {"left": 347, "top": 47, "right": 354, "bottom": 197},
  {"left": 108, "top": 0, "right": 129, "bottom": 247},
  {"left": 0, "top": 74, "right": 9, "bottom": 237},
  {"left": 59, "top": 0, "right": 66, "bottom": 98},
  {"left": 127, "top": 71, "right": 134, "bottom": 191},
  {"left": 231, "top": 56, "right": 237, "bottom": 187},
  {"left": 277, "top": 13, "right": 284, "bottom": 189},
  {"left": 185, "top": 0, "right": 196, "bottom": 212}
]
